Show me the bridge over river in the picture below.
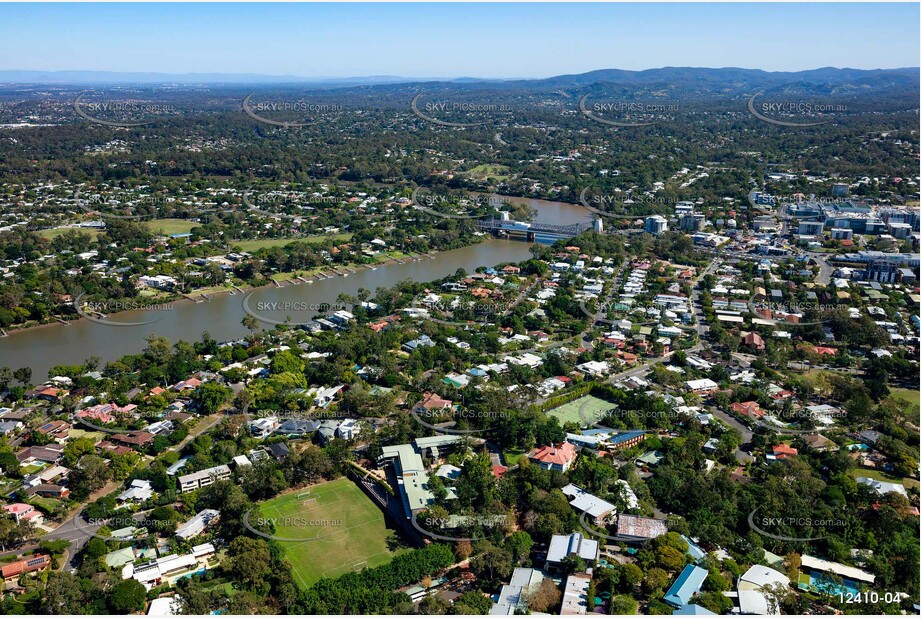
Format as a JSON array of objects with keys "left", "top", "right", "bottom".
[{"left": 478, "top": 217, "right": 599, "bottom": 242}]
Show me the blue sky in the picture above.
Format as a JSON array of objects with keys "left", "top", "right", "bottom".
[{"left": 0, "top": 3, "right": 917, "bottom": 77}]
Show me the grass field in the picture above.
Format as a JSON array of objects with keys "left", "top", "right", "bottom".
[
  {"left": 232, "top": 233, "right": 352, "bottom": 252},
  {"left": 889, "top": 388, "right": 920, "bottom": 408},
  {"left": 36, "top": 227, "right": 102, "bottom": 240},
  {"left": 256, "top": 477, "right": 403, "bottom": 588},
  {"left": 546, "top": 394, "right": 614, "bottom": 427},
  {"left": 465, "top": 164, "right": 510, "bottom": 181},
  {"left": 143, "top": 218, "right": 200, "bottom": 235}
]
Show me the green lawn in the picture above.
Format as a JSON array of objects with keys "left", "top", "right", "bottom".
[
  {"left": 503, "top": 448, "right": 527, "bottom": 466},
  {"left": 547, "top": 394, "right": 614, "bottom": 428},
  {"left": 142, "top": 218, "right": 200, "bottom": 235},
  {"left": 466, "top": 164, "right": 510, "bottom": 180},
  {"left": 889, "top": 388, "right": 920, "bottom": 408},
  {"left": 256, "top": 477, "right": 404, "bottom": 588},
  {"left": 36, "top": 227, "right": 102, "bottom": 240},
  {"left": 231, "top": 233, "right": 352, "bottom": 252}
]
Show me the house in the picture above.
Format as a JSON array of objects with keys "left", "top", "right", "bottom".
[
  {"left": 147, "top": 596, "right": 181, "bottom": 616},
  {"left": 26, "top": 484, "right": 69, "bottom": 499},
  {"left": 178, "top": 465, "right": 231, "bottom": 493},
  {"left": 743, "top": 332, "right": 766, "bottom": 352},
  {"left": 528, "top": 441, "right": 576, "bottom": 473},
  {"left": 616, "top": 514, "right": 668, "bottom": 543},
  {"left": 249, "top": 417, "right": 279, "bottom": 439},
  {"left": 3, "top": 503, "right": 43, "bottom": 526},
  {"left": 104, "top": 547, "right": 137, "bottom": 569},
  {"left": 857, "top": 429, "right": 882, "bottom": 445},
  {"left": 265, "top": 442, "right": 291, "bottom": 461},
  {"left": 414, "top": 392, "right": 453, "bottom": 414},
  {"left": 315, "top": 420, "right": 340, "bottom": 445},
  {"left": 636, "top": 450, "right": 664, "bottom": 467},
  {"left": 769, "top": 444, "right": 798, "bottom": 461},
  {"left": 737, "top": 565, "right": 791, "bottom": 615},
  {"left": 111, "top": 432, "right": 155, "bottom": 447},
  {"left": 730, "top": 401, "right": 763, "bottom": 418},
  {"left": 276, "top": 419, "right": 320, "bottom": 436},
  {"left": 1, "top": 554, "right": 51, "bottom": 581},
  {"left": 0, "top": 420, "right": 22, "bottom": 436},
  {"left": 16, "top": 444, "right": 65, "bottom": 465},
  {"left": 798, "top": 554, "right": 875, "bottom": 592},
  {"left": 664, "top": 564, "right": 709, "bottom": 608},
  {"left": 313, "top": 385, "right": 345, "bottom": 408},
  {"left": 546, "top": 533, "right": 598, "bottom": 571},
  {"left": 402, "top": 335, "right": 435, "bottom": 352},
  {"left": 856, "top": 477, "right": 908, "bottom": 498},
  {"left": 35, "top": 419, "right": 71, "bottom": 440},
  {"left": 118, "top": 479, "right": 155, "bottom": 503},
  {"left": 26, "top": 386, "right": 67, "bottom": 402},
  {"left": 337, "top": 418, "right": 362, "bottom": 440},
  {"left": 576, "top": 360, "right": 610, "bottom": 377},
  {"left": 562, "top": 484, "right": 617, "bottom": 525},
  {"left": 232, "top": 455, "right": 252, "bottom": 468},
  {"left": 685, "top": 379, "right": 719, "bottom": 394},
  {"left": 802, "top": 434, "right": 837, "bottom": 452},
  {"left": 174, "top": 509, "right": 220, "bottom": 541}
]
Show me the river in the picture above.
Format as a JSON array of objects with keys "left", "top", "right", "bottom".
[{"left": 0, "top": 196, "right": 589, "bottom": 379}]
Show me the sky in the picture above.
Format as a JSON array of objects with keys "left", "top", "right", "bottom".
[{"left": 0, "top": 3, "right": 918, "bottom": 78}]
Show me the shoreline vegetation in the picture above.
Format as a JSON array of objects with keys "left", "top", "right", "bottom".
[{"left": 0, "top": 244, "right": 454, "bottom": 336}]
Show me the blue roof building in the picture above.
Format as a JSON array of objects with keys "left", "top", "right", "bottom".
[
  {"left": 673, "top": 604, "right": 716, "bottom": 615},
  {"left": 663, "top": 564, "right": 708, "bottom": 608},
  {"left": 680, "top": 534, "right": 707, "bottom": 563}
]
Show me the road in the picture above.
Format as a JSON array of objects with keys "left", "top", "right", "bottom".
[{"left": 707, "top": 406, "right": 754, "bottom": 463}]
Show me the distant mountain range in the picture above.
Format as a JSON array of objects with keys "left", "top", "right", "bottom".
[
  {"left": 0, "top": 70, "right": 488, "bottom": 86},
  {"left": 0, "top": 66, "right": 916, "bottom": 90}
]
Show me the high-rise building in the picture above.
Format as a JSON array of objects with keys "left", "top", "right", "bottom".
[{"left": 645, "top": 215, "right": 668, "bottom": 235}]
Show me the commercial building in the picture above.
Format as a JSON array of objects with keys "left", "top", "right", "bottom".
[
  {"left": 546, "top": 533, "right": 598, "bottom": 571},
  {"left": 562, "top": 484, "right": 617, "bottom": 525},
  {"left": 560, "top": 573, "right": 592, "bottom": 615},
  {"left": 663, "top": 564, "right": 709, "bottom": 608},
  {"left": 616, "top": 514, "right": 668, "bottom": 542},
  {"left": 378, "top": 436, "right": 463, "bottom": 517}
]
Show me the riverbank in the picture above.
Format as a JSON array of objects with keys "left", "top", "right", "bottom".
[{"left": 0, "top": 247, "right": 454, "bottom": 336}]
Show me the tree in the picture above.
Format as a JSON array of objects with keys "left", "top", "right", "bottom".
[
  {"left": 40, "top": 572, "right": 88, "bottom": 614},
  {"left": 109, "top": 579, "right": 147, "bottom": 613},
  {"left": 451, "top": 591, "right": 492, "bottom": 614},
  {"left": 68, "top": 455, "right": 112, "bottom": 500},
  {"left": 223, "top": 536, "right": 272, "bottom": 595},
  {"left": 560, "top": 554, "right": 587, "bottom": 575},
  {"left": 610, "top": 594, "right": 637, "bottom": 615},
  {"left": 456, "top": 452, "right": 498, "bottom": 508},
  {"left": 504, "top": 531, "right": 534, "bottom": 564},
  {"left": 193, "top": 381, "right": 232, "bottom": 414},
  {"left": 643, "top": 567, "right": 670, "bottom": 594},
  {"left": 527, "top": 578, "right": 562, "bottom": 613},
  {"left": 620, "top": 563, "right": 644, "bottom": 591},
  {"left": 454, "top": 540, "right": 473, "bottom": 561},
  {"left": 418, "top": 594, "right": 451, "bottom": 615},
  {"left": 470, "top": 546, "right": 513, "bottom": 587}
]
